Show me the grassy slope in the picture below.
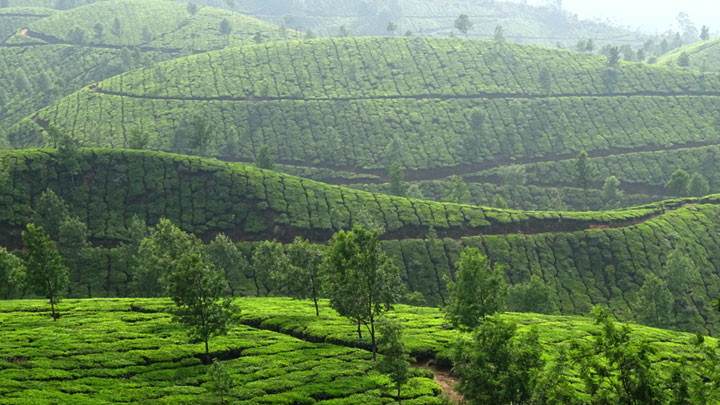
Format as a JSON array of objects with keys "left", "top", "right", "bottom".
[
  {"left": 0, "top": 297, "right": 713, "bottom": 402},
  {"left": 2, "top": 149, "right": 720, "bottom": 333},
  {"left": 659, "top": 37, "right": 720, "bottom": 71},
  {"left": 0, "top": 0, "right": 286, "bottom": 143},
  {"left": 0, "top": 298, "right": 443, "bottom": 404},
  {"left": 15, "top": 37, "right": 720, "bottom": 201}
]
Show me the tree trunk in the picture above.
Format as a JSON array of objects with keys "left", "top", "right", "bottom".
[
  {"left": 205, "top": 339, "right": 210, "bottom": 364},
  {"left": 398, "top": 384, "right": 402, "bottom": 404},
  {"left": 357, "top": 320, "right": 363, "bottom": 339},
  {"left": 313, "top": 295, "right": 320, "bottom": 317},
  {"left": 50, "top": 299, "right": 56, "bottom": 321},
  {"left": 370, "top": 315, "right": 376, "bottom": 361}
]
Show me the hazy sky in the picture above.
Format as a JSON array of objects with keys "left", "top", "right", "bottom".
[{"left": 528, "top": 0, "right": 720, "bottom": 34}]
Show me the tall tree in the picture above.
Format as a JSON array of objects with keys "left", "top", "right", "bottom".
[
  {"left": 665, "top": 168, "right": 691, "bottom": 196},
  {"left": 687, "top": 173, "right": 710, "bottom": 197},
  {"left": 388, "top": 162, "right": 408, "bottom": 197},
  {"left": 207, "top": 360, "right": 233, "bottom": 404},
  {"left": 0, "top": 247, "right": 24, "bottom": 300},
  {"left": 493, "top": 25, "right": 505, "bottom": 43},
  {"left": 445, "top": 247, "right": 508, "bottom": 330},
  {"left": 251, "top": 240, "right": 287, "bottom": 296},
  {"left": 443, "top": 175, "right": 471, "bottom": 204},
  {"left": 187, "top": 2, "right": 199, "bottom": 16},
  {"left": 58, "top": 216, "right": 97, "bottom": 297},
  {"left": 276, "top": 237, "right": 324, "bottom": 316},
  {"left": 255, "top": 145, "right": 274, "bottom": 170},
  {"left": 602, "top": 175, "right": 623, "bottom": 209},
  {"left": 93, "top": 22, "right": 105, "bottom": 42},
  {"left": 454, "top": 14, "right": 472, "bottom": 37},
  {"left": 452, "top": 316, "right": 544, "bottom": 404},
  {"left": 635, "top": 273, "right": 673, "bottom": 328},
  {"left": 219, "top": 18, "right": 232, "bottom": 46},
  {"left": 607, "top": 45, "right": 620, "bottom": 67},
  {"left": 22, "top": 224, "right": 69, "bottom": 320},
  {"left": 33, "top": 188, "right": 69, "bottom": 240},
  {"left": 206, "top": 234, "right": 247, "bottom": 297},
  {"left": 575, "top": 150, "right": 595, "bottom": 210},
  {"left": 186, "top": 114, "right": 215, "bottom": 156},
  {"left": 507, "top": 274, "right": 559, "bottom": 315},
  {"left": 165, "top": 252, "right": 234, "bottom": 363},
  {"left": 387, "top": 22, "right": 397, "bottom": 36},
  {"left": 678, "top": 52, "right": 690, "bottom": 67},
  {"left": 376, "top": 320, "right": 412, "bottom": 404},
  {"left": 323, "top": 226, "right": 401, "bottom": 360},
  {"left": 701, "top": 26, "right": 711, "bottom": 41}
]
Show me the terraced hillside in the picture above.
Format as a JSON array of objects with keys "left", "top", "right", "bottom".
[
  {"left": 16, "top": 37, "right": 720, "bottom": 206},
  {"left": 0, "top": 7, "right": 54, "bottom": 43},
  {"left": 0, "top": 0, "right": 286, "bottom": 143},
  {"left": 191, "top": 0, "right": 648, "bottom": 47},
  {"left": 0, "top": 299, "right": 444, "bottom": 404},
  {"left": 2, "top": 149, "right": 720, "bottom": 334},
  {"left": 659, "top": 37, "right": 720, "bottom": 72}
]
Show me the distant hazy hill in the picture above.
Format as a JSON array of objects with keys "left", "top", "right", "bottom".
[
  {"left": 0, "top": 7, "right": 55, "bottom": 43},
  {"left": 659, "top": 36, "right": 720, "bottom": 72}
]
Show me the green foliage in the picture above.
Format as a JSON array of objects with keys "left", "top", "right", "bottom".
[
  {"left": 0, "top": 247, "right": 24, "bottom": 299},
  {"left": 389, "top": 162, "right": 408, "bottom": 197},
  {"left": 323, "top": 226, "right": 402, "bottom": 359},
  {"left": 688, "top": 173, "right": 710, "bottom": 197},
  {"left": 207, "top": 360, "right": 233, "bottom": 404},
  {"left": 376, "top": 319, "right": 413, "bottom": 404},
  {"left": 602, "top": 175, "right": 623, "bottom": 209},
  {"left": 280, "top": 237, "right": 324, "bottom": 315},
  {"left": 206, "top": 234, "right": 247, "bottom": 297},
  {"left": 446, "top": 247, "right": 508, "bottom": 330},
  {"left": 443, "top": 175, "right": 471, "bottom": 204},
  {"left": 251, "top": 240, "right": 287, "bottom": 296},
  {"left": 22, "top": 223, "right": 69, "bottom": 319},
  {"left": 666, "top": 169, "right": 691, "bottom": 196},
  {"left": 255, "top": 145, "right": 274, "bottom": 170},
  {"left": 507, "top": 275, "right": 559, "bottom": 315},
  {"left": 32, "top": 188, "right": 69, "bottom": 239},
  {"left": 452, "top": 316, "right": 543, "bottom": 405},
  {"left": 454, "top": 14, "right": 472, "bottom": 36},
  {"left": 165, "top": 252, "right": 234, "bottom": 360},
  {"left": 575, "top": 150, "right": 596, "bottom": 209},
  {"left": 635, "top": 273, "right": 674, "bottom": 329}
]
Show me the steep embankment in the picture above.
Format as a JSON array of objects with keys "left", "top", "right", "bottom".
[
  {"left": 15, "top": 37, "right": 720, "bottom": 205},
  {"left": 3, "top": 149, "right": 720, "bottom": 334},
  {"left": 0, "top": 0, "right": 287, "bottom": 142}
]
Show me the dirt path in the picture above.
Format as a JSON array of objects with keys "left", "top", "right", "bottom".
[{"left": 415, "top": 361, "right": 463, "bottom": 402}]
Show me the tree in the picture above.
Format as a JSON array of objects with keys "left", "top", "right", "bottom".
[
  {"left": 571, "top": 307, "right": 664, "bottom": 404},
  {"left": 687, "top": 173, "right": 709, "bottom": 197},
  {"left": 110, "top": 17, "right": 122, "bottom": 37},
  {"left": 141, "top": 26, "right": 154, "bottom": 43},
  {"left": 251, "top": 240, "right": 287, "bottom": 296},
  {"left": 184, "top": 114, "right": 215, "bottom": 156},
  {"left": 57, "top": 216, "right": 96, "bottom": 297},
  {"left": 602, "top": 175, "right": 623, "bottom": 209},
  {"left": 255, "top": 145, "right": 274, "bottom": 170},
  {"left": 14, "top": 70, "right": 30, "bottom": 93},
  {"left": 497, "top": 165, "right": 526, "bottom": 186},
  {"left": 388, "top": 162, "right": 408, "bottom": 197},
  {"left": 387, "top": 22, "right": 397, "bottom": 36},
  {"left": 219, "top": 19, "right": 232, "bottom": 46},
  {"left": 507, "top": 275, "right": 559, "bottom": 315},
  {"left": 701, "top": 26, "right": 711, "bottom": 41},
  {"left": 206, "top": 234, "right": 247, "bottom": 297},
  {"left": 607, "top": 45, "right": 620, "bottom": 67},
  {"left": 678, "top": 52, "right": 690, "bottom": 67},
  {"left": 493, "top": 25, "right": 505, "bottom": 43},
  {"left": 93, "top": 22, "right": 105, "bottom": 42},
  {"left": 665, "top": 168, "right": 690, "bottom": 195},
  {"left": 207, "top": 360, "right": 233, "bottom": 404},
  {"left": 46, "top": 125, "right": 81, "bottom": 184},
  {"left": 338, "top": 25, "right": 349, "bottom": 37},
  {"left": 187, "top": 2, "right": 199, "bottom": 16},
  {"left": 116, "top": 216, "right": 148, "bottom": 296},
  {"left": 0, "top": 247, "right": 24, "bottom": 300},
  {"left": 539, "top": 67, "right": 553, "bottom": 94},
  {"left": 136, "top": 218, "right": 201, "bottom": 297},
  {"left": 254, "top": 31, "right": 264, "bottom": 43},
  {"left": 443, "top": 175, "right": 471, "bottom": 204},
  {"left": 127, "top": 127, "right": 150, "bottom": 149},
  {"left": 323, "top": 226, "right": 401, "bottom": 360},
  {"left": 575, "top": 150, "right": 595, "bottom": 210},
  {"left": 165, "top": 252, "right": 234, "bottom": 363},
  {"left": 454, "top": 14, "right": 472, "bottom": 37},
  {"left": 452, "top": 316, "right": 544, "bottom": 404},
  {"left": 277, "top": 237, "right": 324, "bottom": 316},
  {"left": 446, "top": 247, "right": 508, "bottom": 330},
  {"left": 635, "top": 273, "right": 673, "bottom": 328},
  {"left": 22, "top": 224, "right": 69, "bottom": 320},
  {"left": 585, "top": 38, "right": 594, "bottom": 53},
  {"left": 492, "top": 194, "right": 508, "bottom": 209},
  {"left": 33, "top": 189, "right": 69, "bottom": 239},
  {"left": 406, "top": 184, "right": 424, "bottom": 200},
  {"left": 376, "top": 320, "right": 412, "bottom": 404},
  {"left": 68, "top": 26, "right": 86, "bottom": 45}
]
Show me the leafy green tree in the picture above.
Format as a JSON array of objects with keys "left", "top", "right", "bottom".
[
  {"left": 22, "top": 224, "right": 69, "bottom": 320},
  {"left": 127, "top": 127, "right": 150, "bottom": 149},
  {"left": 251, "top": 240, "right": 287, "bottom": 296},
  {"left": 323, "top": 226, "right": 401, "bottom": 360},
  {"left": 0, "top": 247, "right": 24, "bottom": 299},
  {"left": 454, "top": 14, "right": 472, "bottom": 36},
  {"left": 165, "top": 252, "right": 234, "bottom": 363},
  {"left": 186, "top": 114, "right": 216, "bottom": 156},
  {"left": 254, "top": 31, "right": 264, "bottom": 43},
  {"left": 57, "top": 216, "right": 97, "bottom": 297},
  {"left": 585, "top": 38, "right": 595, "bottom": 52},
  {"left": 575, "top": 150, "right": 596, "bottom": 209},
  {"left": 116, "top": 216, "right": 148, "bottom": 296},
  {"left": 68, "top": 26, "right": 86, "bottom": 45},
  {"left": 602, "top": 175, "right": 623, "bottom": 209},
  {"left": 255, "top": 145, "right": 274, "bottom": 170},
  {"left": 678, "top": 52, "right": 690, "bottom": 67},
  {"left": 498, "top": 165, "right": 526, "bottom": 186},
  {"left": 376, "top": 320, "right": 412, "bottom": 404},
  {"left": 46, "top": 125, "right": 81, "bottom": 184},
  {"left": 110, "top": 17, "right": 122, "bottom": 37},
  {"left": 206, "top": 234, "right": 247, "bottom": 297},
  {"left": 492, "top": 194, "right": 508, "bottom": 209},
  {"left": 93, "top": 22, "right": 105, "bottom": 42},
  {"left": 338, "top": 25, "right": 349, "bottom": 37},
  {"left": 446, "top": 247, "right": 508, "bottom": 330},
  {"left": 207, "top": 360, "right": 233, "bottom": 404},
  {"left": 219, "top": 18, "right": 232, "bottom": 45},
  {"left": 406, "top": 184, "right": 424, "bottom": 200},
  {"left": 571, "top": 307, "right": 664, "bottom": 404},
  {"left": 701, "top": 26, "right": 711, "bottom": 41},
  {"left": 33, "top": 188, "right": 69, "bottom": 239},
  {"left": 607, "top": 45, "right": 620, "bottom": 67},
  {"left": 187, "top": 2, "right": 199, "bottom": 16},
  {"left": 493, "top": 25, "right": 505, "bottom": 43},
  {"left": 14, "top": 70, "right": 30, "bottom": 93},
  {"left": 141, "top": 26, "right": 154, "bottom": 43},
  {"left": 276, "top": 237, "right": 324, "bottom": 316},
  {"left": 666, "top": 168, "right": 691, "bottom": 195},
  {"left": 388, "top": 162, "right": 408, "bottom": 197},
  {"left": 387, "top": 22, "right": 397, "bottom": 36},
  {"left": 136, "top": 218, "right": 201, "bottom": 297},
  {"left": 507, "top": 275, "right": 559, "bottom": 315},
  {"left": 452, "top": 316, "right": 544, "bottom": 405},
  {"left": 635, "top": 273, "right": 673, "bottom": 328},
  {"left": 687, "top": 173, "right": 710, "bottom": 197},
  {"left": 443, "top": 175, "right": 471, "bottom": 204}
]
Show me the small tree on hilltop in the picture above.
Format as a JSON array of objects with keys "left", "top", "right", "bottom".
[
  {"left": 187, "top": 2, "right": 199, "bottom": 16},
  {"left": 507, "top": 274, "right": 559, "bottom": 315},
  {"left": 701, "top": 26, "right": 711, "bottom": 41},
  {"left": 275, "top": 237, "right": 325, "bottom": 316},
  {"left": 387, "top": 22, "right": 397, "bottom": 36},
  {"left": 454, "top": 14, "right": 472, "bottom": 37},
  {"left": 446, "top": 247, "right": 508, "bottom": 331},
  {"left": 165, "top": 252, "right": 234, "bottom": 364},
  {"left": 23, "top": 224, "right": 69, "bottom": 320},
  {"left": 376, "top": 320, "right": 412, "bottom": 404},
  {"left": 219, "top": 18, "right": 233, "bottom": 46},
  {"left": 323, "top": 226, "right": 401, "bottom": 360},
  {"left": 602, "top": 175, "right": 623, "bottom": 209}
]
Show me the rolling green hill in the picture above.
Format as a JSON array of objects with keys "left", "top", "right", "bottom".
[
  {"left": 0, "top": 0, "right": 287, "bottom": 146},
  {"left": 659, "top": 37, "right": 720, "bottom": 72},
  {"left": 13, "top": 36, "right": 720, "bottom": 208},
  {"left": 2, "top": 149, "right": 720, "bottom": 334}
]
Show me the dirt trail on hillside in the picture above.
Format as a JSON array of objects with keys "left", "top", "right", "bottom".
[{"left": 416, "top": 361, "right": 463, "bottom": 402}]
